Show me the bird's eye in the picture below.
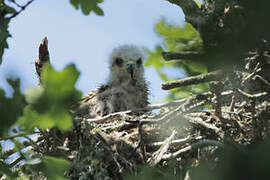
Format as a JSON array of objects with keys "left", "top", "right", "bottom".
[
  {"left": 136, "top": 58, "right": 142, "bottom": 66},
  {"left": 115, "top": 58, "right": 123, "bottom": 67}
]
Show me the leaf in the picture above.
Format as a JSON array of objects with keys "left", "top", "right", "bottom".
[
  {"left": 0, "top": 2, "right": 16, "bottom": 64},
  {"left": 145, "top": 19, "right": 208, "bottom": 101},
  {"left": 0, "top": 79, "right": 25, "bottom": 137},
  {"left": 194, "top": 0, "right": 201, "bottom": 8},
  {"left": 69, "top": 0, "right": 104, "bottom": 16},
  {"left": 70, "top": 0, "right": 80, "bottom": 9},
  {"left": 18, "top": 64, "right": 81, "bottom": 131},
  {"left": 93, "top": 6, "right": 104, "bottom": 16},
  {"left": 29, "top": 156, "right": 70, "bottom": 180},
  {"left": 0, "top": 161, "right": 16, "bottom": 178}
]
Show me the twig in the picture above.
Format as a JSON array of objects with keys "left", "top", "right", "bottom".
[
  {"left": 9, "top": 156, "right": 24, "bottom": 168},
  {"left": 8, "top": 0, "right": 35, "bottom": 19},
  {"left": 0, "top": 132, "right": 39, "bottom": 141},
  {"left": 150, "top": 130, "right": 177, "bottom": 165},
  {"left": 229, "top": 95, "right": 235, "bottom": 112},
  {"left": 237, "top": 89, "right": 267, "bottom": 99},
  {"left": 162, "top": 70, "right": 223, "bottom": 90},
  {"left": 187, "top": 116, "right": 224, "bottom": 139},
  {"left": 8, "top": 0, "right": 23, "bottom": 8},
  {"left": 253, "top": 75, "right": 270, "bottom": 87},
  {"left": 162, "top": 139, "right": 223, "bottom": 160},
  {"left": 137, "top": 121, "right": 147, "bottom": 161},
  {"left": 84, "top": 94, "right": 211, "bottom": 124},
  {"left": 126, "top": 92, "right": 212, "bottom": 126},
  {"left": 210, "top": 81, "right": 223, "bottom": 118},
  {"left": 148, "top": 136, "right": 203, "bottom": 147},
  {"left": 35, "top": 37, "right": 50, "bottom": 84},
  {"left": 162, "top": 51, "right": 201, "bottom": 61}
]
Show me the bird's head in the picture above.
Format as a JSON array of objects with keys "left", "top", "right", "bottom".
[{"left": 108, "top": 45, "right": 145, "bottom": 84}]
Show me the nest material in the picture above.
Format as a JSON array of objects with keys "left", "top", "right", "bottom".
[{"left": 29, "top": 35, "right": 270, "bottom": 179}]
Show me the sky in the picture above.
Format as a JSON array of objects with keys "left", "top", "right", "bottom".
[{"left": 0, "top": 0, "right": 185, "bottom": 103}]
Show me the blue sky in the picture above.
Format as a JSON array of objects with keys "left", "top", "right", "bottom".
[{"left": 0, "top": 0, "right": 185, "bottom": 103}]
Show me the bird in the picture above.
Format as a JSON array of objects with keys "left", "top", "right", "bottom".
[{"left": 74, "top": 45, "right": 149, "bottom": 118}]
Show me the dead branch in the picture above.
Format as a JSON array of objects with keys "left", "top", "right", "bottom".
[
  {"left": 162, "top": 139, "right": 223, "bottom": 160},
  {"left": 210, "top": 81, "right": 223, "bottom": 118},
  {"left": 84, "top": 93, "right": 212, "bottom": 124},
  {"left": 162, "top": 51, "right": 201, "bottom": 61},
  {"left": 0, "top": 132, "right": 39, "bottom": 141},
  {"left": 237, "top": 89, "right": 268, "bottom": 99},
  {"left": 148, "top": 136, "right": 203, "bottom": 147},
  {"left": 253, "top": 75, "right": 270, "bottom": 87},
  {"left": 150, "top": 130, "right": 177, "bottom": 165},
  {"left": 35, "top": 37, "right": 50, "bottom": 84},
  {"left": 162, "top": 70, "right": 224, "bottom": 90},
  {"left": 187, "top": 116, "right": 224, "bottom": 139}
]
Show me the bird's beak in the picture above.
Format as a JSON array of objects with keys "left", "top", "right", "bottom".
[{"left": 126, "top": 63, "right": 135, "bottom": 80}]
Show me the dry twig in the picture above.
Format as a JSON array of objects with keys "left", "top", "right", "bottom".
[{"left": 162, "top": 70, "right": 223, "bottom": 90}]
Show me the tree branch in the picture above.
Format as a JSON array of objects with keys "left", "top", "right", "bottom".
[
  {"left": 35, "top": 37, "right": 50, "bottom": 84},
  {"left": 162, "top": 139, "right": 223, "bottom": 160},
  {"left": 8, "top": 0, "right": 35, "bottom": 19},
  {"left": 162, "top": 70, "right": 224, "bottom": 90},
  {"left": 150, "top": 130, "right": 177, "bottom": 165},
  {"left": 187, "top": 116, "right": 224, "bottom": 139},
  {"left": 167, "top": 0, "right": 202, "bottom": 28},
  {"left": 162, "top": 51, "right": 202, "bottom": 61},
  {"left": 0, "top": 132, "right": 39, "bottom": 141}
]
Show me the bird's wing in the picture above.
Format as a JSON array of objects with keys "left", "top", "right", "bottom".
[{"left": 72, "top": 85, "right": 109, "bottom": 118}]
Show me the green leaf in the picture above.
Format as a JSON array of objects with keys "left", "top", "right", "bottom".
[
  {"left": 0, "top": 79, "right": 25, "bottom": 137},
  {"left": 0, "top": 18, "right": 10, "bottom": 65},
  {"left": 0, "top": 161, "right": 16, "bottom": 178},
  {"left": 70, "top": 0, "right": 80, "bottom": 9},
  {"left": 18, "top": 64, "right": 81, "bottom": 131},
  {"left": 194, "top": 0, "right": 201, "bottom": 8},
  {"left": 145, "top": 19, "right": 208, "bottom": 101},
  {"left": 0, "top": 2, "right": 16, "bottom": 64},
  {"left": 30, "top": 156, "right": 70, "bottom": 180},
  {"left": 69, "top": 0, "right": 104, "bottom": 16},
  {"left": 93, "top": 6, "right": 104, "bottom": 16}
]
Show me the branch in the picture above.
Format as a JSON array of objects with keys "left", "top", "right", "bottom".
[
  {"left": 150, "top": 130, "right": 177, "bottom": 165},
  {"left": 167, "top": 0, "right": 202, "bottom": 28},
  {"left": 148, "top": 136, "right": 203, "bottom": 147},
  {"left": 187, "top": 116, "right": 224, "bottom": 139},
  {"left": 162, "top": 70, "right": 224, "bottom": 90},
  {"left": 83, "top": 95, "right": 206, "bottom": 124},
  {"left": 253, "top": 75, "right": 270, "bottom": 87},
  {"left": 162, "top": 139, "right": 223, "bottom": 160},
  {"left": 162, "top": 51, "right": 202, "bottom": 61},
  {"left": 0, "top": 132, "right": 39, "bottom": 141},
  {"left": 8, "top": 0, "right": 35, "bottom": 19},
  {"left": 127, "top": 92, "right": 212, "bottom": 125},
  {"left": 35, "top": 37, "right": 50, "bottom": 84},
  {"left": 237, "top": 89, "right": 267, "bottom": 99}
]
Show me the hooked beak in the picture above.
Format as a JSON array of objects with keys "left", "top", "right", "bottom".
[{"left": 126, "top": 63, "right": 135, "bottom": 80}]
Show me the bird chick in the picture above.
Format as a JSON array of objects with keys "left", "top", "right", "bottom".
[{"left": 75, "top": 45, "right": 148, "bottom": 118}]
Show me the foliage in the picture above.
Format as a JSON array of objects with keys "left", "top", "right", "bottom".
[
  {"left": 0, "top": 63, "right": 81, "bottom": 179},
  {"left": 0, "top": 1, "right": 16, "bottom": 64},
  {"left": 70, "top": 0, "right": 104, "bottom": 16},
  {"left": 0, "top": 0, "right": 105, "bottom": 65},
  {"left": 125, "top": 165, "right": 178, "bottom": 180},
  {"left": 24, "top": 155, "right": 70, "bottom": 180},
  {"left": 145, "top": 20, "right": 208, "bottom": 100},
  {"left": 190, "top": 140, "right": 270, "bottom": 180},
  {"left": 18, "top": 63, "right": 82, "bottom": 131},
  {"left": 0, "top": 79, "right": 25, "bottom": 137}
]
